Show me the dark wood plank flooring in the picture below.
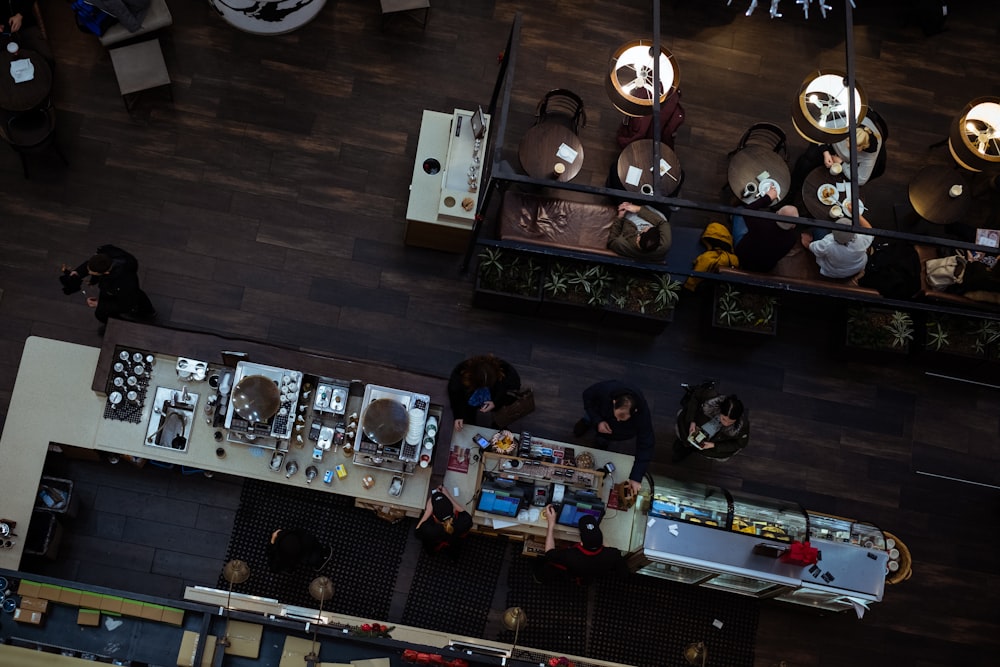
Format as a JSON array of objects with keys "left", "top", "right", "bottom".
[{"left": 2, "top": 1, "right": 999, "bottom": 666}]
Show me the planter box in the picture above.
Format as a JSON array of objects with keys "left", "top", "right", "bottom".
[
  {"left": 472, "top": 276, "right": 542, "bottom": 317},
  {"left": 843, "top": 307, "right": 914, "bottom": 356},
  {"left": 711, "top": 285, "right": 778, "bottom": 335},
  {"left": 602, "top": 306, "right": 674, "bottom": 334}
]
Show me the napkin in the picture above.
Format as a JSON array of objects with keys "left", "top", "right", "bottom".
[
  {"left": 555, "top": 142, "right": 578, "bottom": 163},
  {"left": 625, "top": 165, "right": 643, "bottom": 186},
  {"left": 10, "top": 58, "right": 34, "bottom": 84},
  {"left": 659, "top": 158, "right": 671, "bottom": 175}
]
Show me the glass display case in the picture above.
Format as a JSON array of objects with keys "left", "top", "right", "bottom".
[
  {"left": 648, "top": 478, "right": 729, "bottom": 528},
  {"left": 808, "top": 511, "right": 885, "bottom": 549},
  {"left": 730, "top": 490, "right": 808, "bottom": 544}
]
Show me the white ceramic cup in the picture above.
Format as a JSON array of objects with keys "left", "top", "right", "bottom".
[
  {"left": 640, "top": 183, "right": 654, "bottom": 195},
  {"left": 886, "top": 538, "right": 896, "bottom": 549},
  {"left": 887, "top": 560, "right": 899, "bottom": 572},
  {"left": 889, "top": 548, "right": 900, "bottom": 559},
  {"left": 553, "top": 163, "right": 566, "bottom": 175},
  {"left": 949, "top": 184, "right": 963, "bottom": 198},
  {"left": 7, "top": 42, "right": 18, "bottom": 55},
  {"left": 830, "top": 163, "right": 843, "bottom": 175},
  {"left": 830, "top": 205, "right": 843, "bottom": 218}
]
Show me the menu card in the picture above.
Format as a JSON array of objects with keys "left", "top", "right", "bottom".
[{"left": 976, "top": 228, "right": 999, "bottom": 248}]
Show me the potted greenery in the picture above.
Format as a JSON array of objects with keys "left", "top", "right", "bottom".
[
  {"left": 711, "top": 284, "right": 778, "bottom": 335},
  {"left": 845, "top": 307, "right": 915, "bottom": 353},
  {"left": 603, "top": 270, "right": 682, "bottom": 333},
  {"left": 923, "top": 314, "right": 1000, "bottom": 359},
  {"left": 473, "top": 247, "right": 544, "bottom": 316},
  {"left": 542, "top": 260, "right": 611, "bottom": 322}
]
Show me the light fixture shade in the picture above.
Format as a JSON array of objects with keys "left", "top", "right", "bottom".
[
  {"left": 308, "top": 576, "right": 334, "bottom": 603},
  {"left": 502, "top": 606, "right": 527, "bottom": 631},
  {"left": 606, "top": 40, "right": 679, "bottom": 117},
  {"left": 791, "top": 69, "right": 867, "bottom": 144},
  {"left": 222, "top": 559, "right": 251, "bottom": 585},
  {"left": 949, "top": 96, "right": 1000, "bottom": 172}
]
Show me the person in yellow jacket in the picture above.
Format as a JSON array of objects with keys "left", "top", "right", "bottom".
[{"left": 685, "top": 222, "right": 739, "bottom": 291}]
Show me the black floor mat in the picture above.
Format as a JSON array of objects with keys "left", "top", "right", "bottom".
[
  {"left": 591, "top": 574, "right": 759, "bottom": 667},
  {"left": 501, "top": 549, "right": 591, "bottom": 656},
  {"left": 221, "top": 478, "right": 410, "bottom": 620},
  {"left": 401, "top": 533, "right": 509, "bottom": 636}
]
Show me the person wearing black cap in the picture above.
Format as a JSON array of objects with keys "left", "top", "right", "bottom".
[
  {"left": 415, "top": 485, "right": 473, "bottom": 557},
  {"left": 533, "top": 505, "right": 626, "bottom": 585},
  {"left": 267, "top": 528, "right": 333, "bottom": 574},
  {"left": 573, "top": 380, "right": 655, "bottom": 494}
]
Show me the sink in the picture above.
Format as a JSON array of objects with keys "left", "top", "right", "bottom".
[{"left": 145, "top": 387, "right": 199, "bottom": 452}]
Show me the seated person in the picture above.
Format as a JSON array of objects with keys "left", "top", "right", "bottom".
[
  {"left": 414, "top": 486, "right": 473, "bottom": 557},
  {"left": 673, "top": 382, "right": 749, "bottom": 462},
  {"left": 87, "top": 0, "right": 152, "bottom": 33},
  {"left": 823, "top": 121, "right": 881, "bottom": 186},
  {"left": 2, "top": 0, "right": 53, "bottom": 65},
  {"left": 731, "top": 185, "right": 799, "bottom": 273},
  {"left": 802, "top": 215, "right": 874, "bottom": 279},
  {"left": 533, "top": 508, "right": 626, "bottom": 585},
  {"left": 607, "top": 202, "right": 672, "bottom": 261},
  {"left": 267, "top": 528, "right": 333, "bottom": 573}
]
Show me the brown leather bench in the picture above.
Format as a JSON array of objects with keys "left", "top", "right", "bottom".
[{"left": 498, "top": 190, "right": 619, "bottom": 257}]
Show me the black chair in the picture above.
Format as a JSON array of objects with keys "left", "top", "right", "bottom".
[
  {"left": 535, "top": 88, "right": 587, "bottom": 134},
  {"left": 1, "top": 104, "right": 68, "bottom": 178},
  {"left": 866, "top": 108, "right": 889, "bottom": 182},
  {"left": 729, "top": 122, "right": 788, "bottom": 160}
]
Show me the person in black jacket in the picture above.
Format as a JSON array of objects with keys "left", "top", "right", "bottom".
[
  {"left": 1, "top": 0, "right": 53, "bottom": 65},
  {"left": 447, "top": 355, "right": 521, "bottom": 432},
  {"left": 267, "top": 528, "right": 333, "bottom": 573},
  {"left": 62, "top": 244, "right": 156, "bottom": 327},
  {"left": 574, "top": 380, "right": 654, "bottom": 494},
  {"left": 414, "top": 485, "right": 473, "bottom": 558},
  {"left": 533, "top": 507, "right": 626, "bottom": 585}
]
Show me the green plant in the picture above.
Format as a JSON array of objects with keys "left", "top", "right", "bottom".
[
  {"left": 651, "top": 273, "right": 682, "bottom": 310},
  {"left": 567, "top": 265, "right": 612, "bottom": 306},
  {"left": 713, "top": 285, "right": 777, "bottom": 331},
  {"left": 478, "top": 247, "right": 504, "bottom": 283},
  {"left": 477, "top": 248, "right": 543, "bottom": 297},
  {"left": 604, "top": 271, "right": 681, "bottom": 317},
  {"left": 925, "top": 320, "right": 950, "bottom": 351},
  {"left": 972, "top": 319, "right": 1000, "bottom": 354},
  {"left": 846, "top": 308, "right": 914, "bottom": 351},
  {"left": 545, "top": 262, "right": 571, "bottom": 297},
  {"left": 887, "top": 311, "right": 915, "bottom": 349}
]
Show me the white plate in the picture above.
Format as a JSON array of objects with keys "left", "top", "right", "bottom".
[
  {"left": 757, "top": 178, "right": 781, "bottom": 199},
  {"left": 817, "top": 184, "right": 839, "bottom": 205},
  {"left": 843, "top": 199, "right": 866, "bottom": 217}
]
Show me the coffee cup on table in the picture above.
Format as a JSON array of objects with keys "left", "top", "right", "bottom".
[
  {"left": 829, "top": 204, "right": 843, "bottom": 218},
  {"left": 6, "top": 43, "right": 18, "bottom": 56},
  {"left": 640, "top": 183, "right": 654, "bottom": 195},
  {"left": 949, "top": 184, "right": 963, "bottom": 198},
  {"left": 830, "top": 163, "right": 843, "bottom": 176},
  {"left": 553, "top": 163, "right": 566, "bottom": 177}
]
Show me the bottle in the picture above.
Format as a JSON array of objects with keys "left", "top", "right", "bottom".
[{"left": 38, "top": 489, "right": 56, "bottom": 508}]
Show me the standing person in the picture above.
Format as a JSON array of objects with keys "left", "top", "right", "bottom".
[
  {"left": 731, "top": 185, "right": 799, "bottom": 273},
  {"left": 802, "top": 215, "right": 874, "bottom": 279},
  {"left": 267, "top": 528, "right": 333, "bottom": 573},
  {"left": 62, "top": 244, "right": 156, "bottom": 328},
  {"left": 672, "top": 382, "right": 749, "bottom": 462},
  {"left": 0, "top": 0, "right": 53, "bottom": 66},
  {"left": 414, "top": 485, "right": 473, "bottom": 557},
  {"left": 533, "top": 506, "right": 626, "bottom": 585},
  {"left": 447, "top": 355, "right": 521, "bottom": 432},
  {"left": 607, "top": 202, "right": 672, "bottom": 261},
  {"left": 574, "top": 380, "right": 654, "bottom": 494}
]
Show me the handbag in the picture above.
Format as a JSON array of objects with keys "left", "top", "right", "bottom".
[
  {"left": 71, "top": 0, "right": 119, "bottom": 36},
  {"left": 491, "top": 388, "right": 535, "bottom": 429},
  {"left": 925, "top": 252, "right": 966, "bottom": 290}
]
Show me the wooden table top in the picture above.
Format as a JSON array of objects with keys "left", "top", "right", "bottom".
[
  {"left": 617, "top": 139, "right": 682, "bottom": 196},
  {"left": 0, "top": 48, "right": 52, "bottom": 113},
  {"left": 801, "top": 166, "right": 864, "bottom": 220},
  {"left": 908, "top": 165, "right": 971, "bottom": 225},
  {"left": 517, "top": 121, "right": 584, "bottom": 182},
  {"left": 727, "top": 145, "right": 791, "bottom": 205}
]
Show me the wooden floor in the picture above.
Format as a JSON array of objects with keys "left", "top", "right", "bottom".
[{"left": 1, "top": 1, "right": 999, "bottom": 665}]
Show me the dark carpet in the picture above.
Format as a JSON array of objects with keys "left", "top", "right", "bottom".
[
  {"left": 221, "top": 478, "right": 410, "bottom": 620},
  {"left": 401, "top": 533, "right": 510, "bottom": 636},
  {"left": 591, "top": 574, "right": 759, "bottom": 667}
]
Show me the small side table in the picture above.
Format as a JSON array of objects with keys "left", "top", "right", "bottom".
[
  {"left": 908, "top": 165, "right": 971, "bottom": 225},
  {"left": 108, "top": 39, "right": 172, "bottom": 113}
]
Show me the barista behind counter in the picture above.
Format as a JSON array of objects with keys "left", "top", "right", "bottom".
[{"left": 442, "top": 428, "right": 639, "bottom": 552}]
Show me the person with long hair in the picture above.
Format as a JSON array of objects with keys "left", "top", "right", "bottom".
[
  {"left": 447, "top": 354, "right": 521, "bottom": 431},
  {"left": 673, "top": 381, "right": 749, "bottom": 462},
  {"left": 414, "top": 486, "right": 473, "bottom": 557}
]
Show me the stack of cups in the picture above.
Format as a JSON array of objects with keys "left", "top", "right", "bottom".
[
  {"left": 406, "top": 408, "right": 425, "bottom": 445},
  {"left": 424, "top": 416, "right": 438, "bottom": 449},
  {"left": 886, "top": 537, "right": 900, "bottom": 573}
]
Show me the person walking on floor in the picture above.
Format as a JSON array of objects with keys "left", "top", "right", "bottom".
[{"left": 61, "top": 244, "right": 156, "bottom": 331}]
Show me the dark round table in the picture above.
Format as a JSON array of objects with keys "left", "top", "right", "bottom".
[
  {"left": 518, "top": 121, "right": 584, "bottom": 182},
  {"left": 617, "top": 139, "right": 681, "bottom": 196},
  {"left": 908, "top": 165, "right": 971, "bottom": 225},
  {"left": 0, "top": 48, "right": 52, "bottom": 112},
  {"left": 727, "top": 145, "right": 791, "bottom": 205},
  {"left": 801, "top": 166, "right": 861, "bottom": 220}
]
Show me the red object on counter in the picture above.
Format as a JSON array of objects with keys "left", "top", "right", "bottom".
[
  {"left": 402, "top": 650, "right": 467, "bottom": 667},
  {"left": 781, "top": 540, "right": 819, "bottom": 566}
]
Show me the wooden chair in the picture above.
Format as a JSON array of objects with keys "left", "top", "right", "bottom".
[
  {"left": 730, "top": 122, "right": 788, "bottom": 160},
  {"left": 0, "top": 103, "right": 67, "bottom": 178},
  {"left": 535, "top": 88, "right": 587, "bottom": 135},
  {"left": 379, "top": 0, "right": 430, "bottom": 30}
]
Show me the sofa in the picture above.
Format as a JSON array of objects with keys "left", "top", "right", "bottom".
[{"left": 498, "top": 190, "right": 619, "bottom": 257}]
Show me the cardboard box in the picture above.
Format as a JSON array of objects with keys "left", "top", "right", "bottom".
[
  {"left": 16, "top": 580, "right": 40, "bottom": 598},
  {"left": 161, "top": 606, "right": 184, "bottom": 626},
  {"left": 140, "top": 602, "right": 164, "bottom": 621},
  {"left": 279, "top": 636, "right": 315, "bottom": 667},
  {"left": 13, "top": 608, "right": 43, "bottom": 625},
  {"left": 120, "top": 599, "right": 145, "bottom": 617},
  {"left": 36, "top": 583, "right": 61, "bottom": 600},
  {"left": 222, "top": 620, "right": 262, "bottom": 659},
  {"left": 78, "top": 609, "right": 101, "bottom": 626},
  {"left": 18, "top": 597, "right": 48, "bottom": 613},
  {"left": 176, "top": 630, "right": 217, "bottom": 667},
  {"left": 79, "top": 591, "right": 104, "bottom": 610},
  {"left": 59, "top": 587, "right": 83, "bottom": 606},
  {"left": 99, "top": 595, "right": 124, "bottom": 613}
]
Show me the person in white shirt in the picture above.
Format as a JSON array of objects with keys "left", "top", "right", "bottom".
[{"left": 802, "top": 215, "right": 874, "bottom": 279}]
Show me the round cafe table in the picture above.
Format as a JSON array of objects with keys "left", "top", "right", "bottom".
[
  {"left": 0, "top": 48, "right": 52, "bottom": 112},
  {"left": 908, "top": 165, "right": 971, "bottom": 225},
  {"left": 617, "top": 139, "right": 682, "bottom": 196},
  {"left": 801, "top": 166, "right": 862, "bottom": 220},
  {"left": 727, "top": 145, "right": 791, "bottom": 205},
  {"left": 518, "top": 121, "right": 584, "bottom": 182}
]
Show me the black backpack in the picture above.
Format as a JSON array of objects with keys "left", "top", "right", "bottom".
[{"left": 858, "top": 242, "right": 921, "bottom": 299}]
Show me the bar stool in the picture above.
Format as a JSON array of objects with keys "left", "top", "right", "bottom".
[{"left": 109, "top": 39, "right": 173, "bottom": 113}]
